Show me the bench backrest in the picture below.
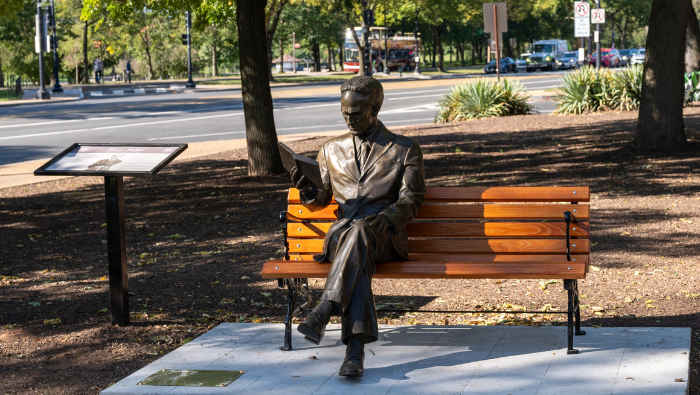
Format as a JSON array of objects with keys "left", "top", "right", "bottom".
[{"left": 282, "top": 187, "right": 590, "bottom": 274}]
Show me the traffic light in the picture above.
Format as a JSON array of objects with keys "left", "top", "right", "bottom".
[{"left": 182, "top": 34, "right": 189, "bottom": 45}]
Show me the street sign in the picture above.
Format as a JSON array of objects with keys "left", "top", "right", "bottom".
[
  {"left": 294, "top": 42, "right": 301, "bottom": 49},
  {"left": 483, "top": 2, "right": 508, "bottom": 34},
  {"left": 574, "top": 2, "right": 590, "bottom": 18},
  {"left": 575, "top": 17, "right": 590, "bottom": 38},
  {"left": 592, "top": 8, "right": 605, "bottom": 24},
  {"left": 35, "top": 143, "right": 188, "bottom": 327}
]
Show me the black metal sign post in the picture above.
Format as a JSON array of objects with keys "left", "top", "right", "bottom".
[
  {"left": 105, "top": 176, "right": 129, "bottom": 325},
  {"left": 35, "top": 143, "right": 187, "bottom": 326}
]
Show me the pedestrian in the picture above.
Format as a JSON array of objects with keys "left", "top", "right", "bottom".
[
  {"left": 93, "top": 57, "right": 103, "bottom": 84},
  {"left": 125, "top": 60, "right": 132, "bottom": 83}
]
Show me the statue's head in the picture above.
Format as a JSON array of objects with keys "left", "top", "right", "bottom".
[{"left": 340, "top": 76, "right": 384, "bottom": 136}]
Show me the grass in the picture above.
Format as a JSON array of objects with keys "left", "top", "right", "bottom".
[{"left": 0, "top": 88, "right": 21, "bottom": 101}]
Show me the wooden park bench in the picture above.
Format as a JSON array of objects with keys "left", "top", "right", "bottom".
[{"left": 262, "top": 186, "right": 590, "bottom": 354}]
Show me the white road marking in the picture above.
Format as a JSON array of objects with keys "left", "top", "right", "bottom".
[
  {"left": 156, "top": 88, "right": 167, "bottom": 93},
  {"left": 0, "top": 112, "right": 244, "bottom": 141},
  {"left": 388, "top": 94, "right": 445, "bottom": 101},
  {"left": 147, "top": 131, "right": 247, "bottom": 140},
  {"left": 382, "top": 104, "right": 440, "bottom": 115},
  {"left": 90, "top": 91, "right": 103, "bottom": 96},
  {"left": 113, "top": 90, "right": 124, "bottom": 95},
  {"left": 134, "top": 88, "right": 145, "bottom": 94},
  {"left": 384, "top": 88, "right": 450, "bottom": 96}
]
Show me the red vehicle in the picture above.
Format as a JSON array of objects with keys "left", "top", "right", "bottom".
[
  {"left": 589, "top": 48, "right": 621, "bottom": 67},
  {"left": 344, "top": 27, "right": 417, "bottom": 73}
]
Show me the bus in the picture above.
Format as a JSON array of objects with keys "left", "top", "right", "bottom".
[{"left": 344, "top": 27, "right": 418, "bottom": 73}]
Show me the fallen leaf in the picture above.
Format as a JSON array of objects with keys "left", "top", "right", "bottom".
[
  {"left": 97, "top": 308, "right": 108, "bottom": 314},
  {"left": 240, "top": 276, "right": 250, "bottom": 280},
  {"left": 28, "top": 301, "right": 41, "bottom": 307},
  {"left": 590, "top": 266, "right": 601, "bottom": 271},
  {"left": 590, "top": 306, "right": 605, "bottom": 312},
  {"left": 308, "top": 356, "right": 318, "bottom": 360},
  {"left": 681, "top": 219, "right": 693, "bottom": 224},
  {"left": 165, "top": 234, "right": 185, "bottom": 239},
  {"left": 43, "top": 318, "right": 62, "bottom": 325},
  {"left": 260, "top": 292, "right": 271, "bottom": 298},
  {"left": 620, "top": 232, "right": 631, "bottom": 236},
  {"left": 101, "top": 240, "right": 108, "bottom": 244}
]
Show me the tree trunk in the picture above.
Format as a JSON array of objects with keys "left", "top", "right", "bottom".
[
  {"left": 338, "top": 43, "right": 344, "bottom": 71},
  {"left": 83, "top": 21, "right": 89, "bottom": 83},
  {"left": 328, "top": 38, "right": 334, "bottom": 71},
  {"left": 140, "top": 28, "right": 154, "bottom": 80},
  {"left": 312, "top": 42, "right": 321, "bottom": 72},
  {"left": 636, "top": 0, "right": 690, "bottom": 151},
  {"left": 431, "top": 38, "right": 436, "bottom": 67},
  {"left": 0, "top": 57, "right": 3, "bottom": 87},
  {"left": 686, "top": 3, "right": 700, "bottom": 72},
  {"left": 212, "top": 26, "right": 218, "bottom": 77},
  {"left": 265, "top": 0, "right": 288, "bottom": 83},
  {"left": 433, "top": 25, "right": 444, "bottom": 72},
  {"left": 279, "top": 36, "right": 284, "bottom": 74},
  {"left": 460, "top": 41, "right": 465, "bottom": 66},
  {"left": 236, "top": 0, "right": 284, "bottom": 176},
  {"left": 471, "top": 43, "right": 475, "bottom": 65}
]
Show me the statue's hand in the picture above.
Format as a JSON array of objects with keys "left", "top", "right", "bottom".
[
  {"left": 364, "top": 214, "right": 391, "bottom": 234},
  {"left": 291, "top": 166, "right": 314, "bottom": 194}
]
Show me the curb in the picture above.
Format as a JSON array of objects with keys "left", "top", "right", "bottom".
[{"left": 0, "top": 89, "right": 84, "bottom": 107}]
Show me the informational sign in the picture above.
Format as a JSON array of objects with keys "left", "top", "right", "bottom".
[
  {"left": 35, "top": 143, "right": 187, "bottom": 177},
  {"left": 592, "top": 9, "right": 605, "bottom": 24},
  {"left": 575, "top": 18, "right": 591, "bottom": 38},
  {"left": 488, "top": 35, "right": 504, "bottom": 51},
  {"left": 483, "top": 2, "right": 508, "bottom": 34},
  {"left": 574, "top": 2, "right": 590, "bottom": 18}
]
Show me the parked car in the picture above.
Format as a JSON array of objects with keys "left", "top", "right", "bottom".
[
  {"left": 556, "top": 51, "right": 581, "bottom": 70},
  {"left": 527, "top": 39, "right": 569, "bottom": 72},
  {"left": 484, "top": 57, "right": 517, "bottom": 74},
  {"left": 629, "top": 49, "right": 645, "bottom": 65},
  {"left": 618, "top": 49, "right": 639, "bottom": 67},
  {"left": 516, "top": 54, "right": 530, "bottom": 71},
  {"left": 589, "top": 48, "right": 621, "bottom": 67}
]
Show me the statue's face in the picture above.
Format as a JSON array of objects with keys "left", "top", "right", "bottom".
[{"left": 340, "top": 90, "right": 379, "bottom": 136}]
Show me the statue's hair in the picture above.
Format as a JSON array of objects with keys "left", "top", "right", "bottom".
[{"left": 340, "top": 76, "right": 384, "bottom": 111}]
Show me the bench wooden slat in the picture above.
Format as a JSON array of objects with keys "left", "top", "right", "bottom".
[
  {"left": 288, "top": 222, "right": 589, "bottom": 238},
  {"left": 262, "top": 260, "right": 586, "bottom": 279},
  {"left": 287, "top": 238, "right": 590, "bottom": 254},
  {"left": 286, "top": 204, "right": 590, "bottom": 221},
  {"left": 286, "top": 254, "right": 589, "bottom": 263},
  {"left": 288, "top": 187, "right": 590, "bottom": 203}
]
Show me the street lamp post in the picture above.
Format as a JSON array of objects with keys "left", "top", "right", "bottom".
[
  {"left": 49, "top": 0, "right": 62, "bottom": 92},
  {"left": 382, "top": 9, "right": 390, "bottom": 75},
  {"left": 35, "top": 0, "right": 50, "bottom": 100},
  {"left": 293, "top": 32, "right": 296, "bottom": 74},
  {"left": 362, "top": 0, "right": 372, "bottom": 77},
  {"left": 595, "top": 0, "right": 601, "bottom": 70},
  {"left": 185, "top": 11, "right": 196, "bottom": 88},
  {"left": 414, "top": 8, "right": 421, "bottom": 75}
]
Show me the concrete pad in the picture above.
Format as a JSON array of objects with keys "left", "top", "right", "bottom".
[{"left": 102, "top": 324, "right": 690, "bottom": 395}]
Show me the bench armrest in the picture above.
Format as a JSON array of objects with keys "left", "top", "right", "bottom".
[{"left": 564, "top": 211, "right": 578, "bottom": 224}]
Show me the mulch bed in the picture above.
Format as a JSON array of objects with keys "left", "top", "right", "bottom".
[{"left": 1, "top": 108, "right": 700, "bottom": 394}]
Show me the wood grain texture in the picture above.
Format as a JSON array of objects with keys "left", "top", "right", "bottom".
[
  {"left": 288, "top": 187, "right": 590, "bottom": 203},
  {"left": 287, "top": 238, "right": 590, "bottom": 254},
  {"left": 262, "top": 260, "right": 587, "bottom": 279},
  {"left": 285, "top": 254, "right": 589, "bottom": 263},
  {"left": 289, "top": 222, "right": 589, "bottom": 238},
  {"left": 286, "top": 204, "right": 590, "bottom": 221}
]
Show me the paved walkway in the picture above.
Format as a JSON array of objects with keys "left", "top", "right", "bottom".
[{"left": 102, "top": 323, "right": 690, "bottom": 395}]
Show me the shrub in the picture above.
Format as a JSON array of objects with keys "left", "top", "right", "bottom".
[
  {"left": 435, "top": 78, "right": 534, "bottom": 123},
  {"left": 553, "top": 65, "right": 643, "bottom": 114}
]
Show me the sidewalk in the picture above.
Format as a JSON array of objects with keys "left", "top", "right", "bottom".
[
  {"left": 0, "top": 89, "right": 84, "bottom": 107},
  {"left": 0, "top": 129, "right": 348, "bottom": 190},
  {"left": 102, "top": 323, "right": 690, "bottom": 395}
]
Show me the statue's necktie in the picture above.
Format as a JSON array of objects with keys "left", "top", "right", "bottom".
[{"left": 359, "top": 140, "right": 371, "bottom": 170}]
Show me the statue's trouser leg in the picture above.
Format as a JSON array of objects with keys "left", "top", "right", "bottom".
[{"left": 320, "top": 220, "right": 398, "bottom": 345}]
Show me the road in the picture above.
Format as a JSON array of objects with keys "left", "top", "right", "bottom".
[{"left": 0, "top": 73, "right": 561, "bottom": 166}]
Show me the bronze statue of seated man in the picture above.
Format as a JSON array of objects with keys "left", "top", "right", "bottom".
[{"left": 290, "top": 76, "right": 426, "bottom": 377}]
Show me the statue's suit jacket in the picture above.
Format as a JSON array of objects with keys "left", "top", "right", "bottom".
[{"left": 301, "top": 121, "right": 426, "bottom": 262}]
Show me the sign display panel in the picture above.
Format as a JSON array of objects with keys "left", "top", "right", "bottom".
[
  {"left": 574, "top": 2, "right": 590, "bottom": 18},
  {"left": 35, "top": 143, "right": 187, "bottom": 177},
  {"left": 575, "top": 18, "right": 591, "bottom": 37},
  {"left": 592, "top": 9, "right": 605, "bottom": 24}
]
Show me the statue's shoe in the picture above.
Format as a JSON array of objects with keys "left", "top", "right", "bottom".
[
  {"left": 297, "top": 312, "right": 326, "bottom": 345},
  {"left": 338, "top": 344, "right": 365, "bottom": 377}
]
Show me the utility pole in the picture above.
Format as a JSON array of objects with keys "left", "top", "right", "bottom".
[
  {"left": 382, "top": 9, "right": 390, "bottom": 75},
  {"left": 493, "top": 4, "right": 501, "bottom": 82},
  {"left": 595, "top": 0, "right": 601, "bottom": 70},
  {"left": 611, "top": 13, "right": 615, "bottom": 48},
  {"left": 48, "top": 0, "right": 62, "bottom": 92},
  {"left": 414, "top": 8, "right": 421, "bottom": 75},
  {"left": 293, "top": 32, "right": 296, "bottom": 74},
  {"left": 35, "top": 0, "right": 50, "bottom": 100},
  {"left": 362, "top": 0, "right": 373, "bottom": 77},
  {"left": 185, "top": 11, "right": 196, "bottom": 88}
]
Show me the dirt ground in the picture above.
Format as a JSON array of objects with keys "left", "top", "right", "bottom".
[{"left": 1, "top": 108, "right": 700, "bottom": 394}]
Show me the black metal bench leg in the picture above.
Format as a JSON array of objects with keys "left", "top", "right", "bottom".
[
  {"left": 573, "top": 279, "right": 586, "bottom": 336},
  {"left": 564, "top": 279, "right": 579, "bottom": 354},
  {"left": 281, "top": 278, "right": 297, "bottom": 351}
]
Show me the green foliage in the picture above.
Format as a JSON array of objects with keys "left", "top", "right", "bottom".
[
  {"left": 435, "top": 78, "right": 534, "bottom": 123},
  {"left": 553, "top": 65, "right": 643, "bottom": 114}
]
